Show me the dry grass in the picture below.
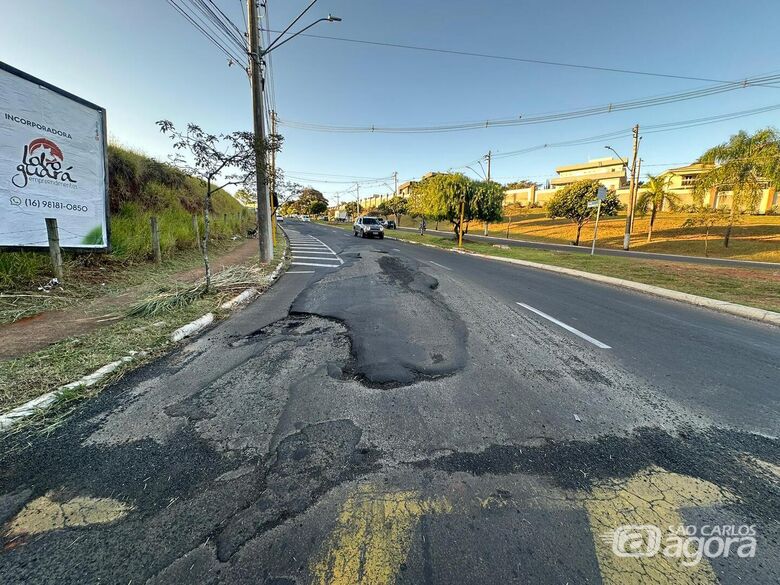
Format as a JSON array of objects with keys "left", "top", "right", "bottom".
[{"left": 477, "top": 212, "right": 780, "bottom": 262}]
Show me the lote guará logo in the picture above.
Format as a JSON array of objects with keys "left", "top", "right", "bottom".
[{"left": 11, "top": 137, "right": 78, "bottom": 189}]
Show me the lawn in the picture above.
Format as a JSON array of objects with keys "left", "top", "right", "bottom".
[
  {"left": 391, "top": 212, "right": 780, "bottom": 263},
  {"left": 319, "top": 221, "right": 780, "bottom": 313}
]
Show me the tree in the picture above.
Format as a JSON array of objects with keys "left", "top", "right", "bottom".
[
  {"left": 682, "top": 207, "right": 730, "bottom": 257},
  {"left": 157, "top": 120, "right": 277, "bottom": 289},
  {"left": 234, "top": 188, "right": 255, "bottom": 207},
  {"left": 546, "top": 179, "right": 620, "bottom": 245},
  {"left": 409, "top": 173, "right": 504, "bottom": 240},
  {"left": 636, "top": 174, "right": 680, "bottom": 242},
  {"left": 504, "top": 180, "right": 538, "bottom": 190},
  {"left": 376, "top": 196, "right": 408, "bottom": 224},
  {"left": 296, "top": 187, "right": 329, "bottom": 215},
  {"left": 694, "top": 128, "right": 780, "bottom": 247},
  {"left": 342, "top": 201, "right": 358, "bottom": 217}
]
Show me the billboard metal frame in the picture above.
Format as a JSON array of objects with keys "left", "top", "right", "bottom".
[{"left": 0, "top": 61, "right": 110, "bottom": 253}]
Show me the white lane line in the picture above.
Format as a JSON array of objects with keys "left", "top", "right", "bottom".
[
  {"left": 291, "top": 261, "right": 341, "bottom": 268},
  {"left": 291, "top": 250, "right": 335, "bottom": 255},
  {"left": 310, "top": 236, "right": 344, "bottom": 265},
  {"left": 516, "top": 302, "right": 611, "bottom": 349},
  {"left": 392, "top": 248, "right": 401, "bottom": 252},
  {"left": 293, "top": 256, "right": 340, "bottom": 261},
  {"left": 287, "top": 270, "right": 315, "bottom": 274},
  {"left": 429, "top": 261, "right": 452, "bottom": 271}
]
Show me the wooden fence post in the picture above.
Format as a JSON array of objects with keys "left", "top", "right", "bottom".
[
  {"left": 45, "top": 218, "right": 64, "bottom": 282},
  {"left": 150, "top": 216, "right": 161, "bottom": 264}
]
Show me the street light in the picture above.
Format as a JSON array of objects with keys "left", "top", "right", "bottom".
[
  {"left": 247, "top": 0, "right": 341, "bottom": 263},
  {"left": 605, "top": 144, "right": 638, "bottom": 250}
]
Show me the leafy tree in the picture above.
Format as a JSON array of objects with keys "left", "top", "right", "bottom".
[
  {"left": 157, "top": 120, "right": 276, "bottom": 289},
  {"left": 636, "top": 174, "right": 680, "bottom": 242},
  {"left": 376, "top": 196, "right": 408, "bottom": 224},
  {"left": 297, "top": 187, "right": 329, "bottom": 214},
  {"left": 504, "top": 180, "right": 538, "bottom": 190},
  {"left": 309, "top": 200, "right": 328, "bottom": 215},
  {"left": 682, "top": 207, "right": 730, "bottom": 257},
  {"left": 695, "top": 128, "right": 780, "bottom": 247},
  {"left": 234, "top": 188, "right": 255, "bottom": 207},
  {"left": 409, "top": 173, "right": 504, "bottom": 239},
  {"left": 546, "top": 179, "right": 620, "bottom": 245},
  {"left": 342, "top": 201, "right": 358, "bottom": 217}
]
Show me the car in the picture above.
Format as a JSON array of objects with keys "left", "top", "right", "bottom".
[
  {"left": 353, "top": 216, "right": 384, "bottom": 239},
  {"left": 300, "top": 215, "right": 311, "bottom": 222},
  {"left": 385, "top": 219, "right": 397, "bottom": 229},
  {"left": 275, "top": 215, "right": 284, "bottom": 222}
]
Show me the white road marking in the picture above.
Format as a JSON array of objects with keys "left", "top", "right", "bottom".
[
  {"left": 429, "top": 261, "right": 452, "bottom": 271},
  {"left": 290, "top": 250, "right": 334, "bottom": 255},
  {"left": 392, "top": 248, "right": 401, "bottom": 252},
  {"left": 310, "top": 236, "right": 344, "bottom": 265},
  {"left": 516, "top": 302, "right": 611, "bottom": 349},
  {"left": 287, "top": 270, "right": 315, "bottom": 274},
  {"left": 293, "top": 256, "right": 339, "bottom": 261},
  {"left": 291, "top": 261, "right": 341, "bottom": 268}
]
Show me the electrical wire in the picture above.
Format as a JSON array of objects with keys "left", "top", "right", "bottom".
[
  {"left": 168, "top": 0, "right": 247, "bottom": 67},
  {"left": 278, "top": 73, "right": 780, "bottom": 134}
]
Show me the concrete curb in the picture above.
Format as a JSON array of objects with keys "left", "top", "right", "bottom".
[
  {"left": 0, "top": 353, "right": 141, "bottom": 432},
  {"left": 381, "top": 234, "right": 780, "bottom": 327},
  {"left": 0, "top": 242, "right": 291, "bottom": 434}
]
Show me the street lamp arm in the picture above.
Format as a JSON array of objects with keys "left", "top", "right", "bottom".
[
  {"left": 263, "top": 16, "right": 340, "bottom": 55},
  {"left": 604, "top": 145, "right": 627, "bottom": 166},
  {"left": 263, "top": 0, "right": 320, "bottom": 54}
]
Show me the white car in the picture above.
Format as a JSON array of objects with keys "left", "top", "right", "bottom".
[
  {"left": 300, "top": 215, "right": 311, "bottom": 222},
  {"left": 353, "top": 216, "right": 384, "bottom": 239}
]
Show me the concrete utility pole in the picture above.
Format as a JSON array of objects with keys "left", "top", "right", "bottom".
[
  {"left": 484, "top": 150, "right": 492, "bottom": 235},
  {"left": 393, "top": 171, "right": 398, "bottom": 197},
  {"left": 248, "top": 0, "right": 273, "bottom": 263},
  {"left": 270, "top": 110, "right": 277, "bottom": 246},
  {"left": 623, "top": 124, "right": 640, "bottom": 251},
  {"left": 356, "top": 183, "right": 360, "bottom": 217}
]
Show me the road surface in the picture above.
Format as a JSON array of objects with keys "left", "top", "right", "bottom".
[{"left": 1, "top": 219, "right": 778, "bottom": 584}]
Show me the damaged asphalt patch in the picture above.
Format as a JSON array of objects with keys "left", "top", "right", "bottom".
[{"left": 291, "top": 253, "right": 468, "bottom": 386}]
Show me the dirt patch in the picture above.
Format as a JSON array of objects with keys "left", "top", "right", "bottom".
[{"left": 0, "top": 240, "right": 261, "bottom": 361}]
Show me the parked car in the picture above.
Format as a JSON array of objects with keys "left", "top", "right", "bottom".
[
  {"left": 353, "top": 216, "right": 384, "bottom": 239},
  {"left": 385, "top": 219, "right": 397, "bottom": 229}
]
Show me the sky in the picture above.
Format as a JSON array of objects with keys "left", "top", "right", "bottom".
[{"left": 3, "top": 0, "right": 780, "bottom": 202}]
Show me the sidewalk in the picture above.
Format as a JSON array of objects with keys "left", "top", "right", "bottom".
[{"left": 0, "top": 239, "right": 261, "bottom": 360}]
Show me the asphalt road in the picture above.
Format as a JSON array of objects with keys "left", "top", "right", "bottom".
[{"left": 1, "top": 219, "right": 778, "bottom": 584}]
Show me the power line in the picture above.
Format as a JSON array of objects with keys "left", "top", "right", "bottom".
[
  {"left": 278, "top": 72, "right": 780, "bottom": 134},
  {"left": 168, "top": 0, "right": 247, "bottom": 66}
]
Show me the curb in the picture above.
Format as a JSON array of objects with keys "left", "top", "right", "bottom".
[
  {"left": 381, "top": 234, "right": 780, "bottom": 326},
  {"left": 0, "top": 353, "right": 141, "bottom": 432},
  {"left": 0, "top": 242, "right": 290, "bottom": 434}
]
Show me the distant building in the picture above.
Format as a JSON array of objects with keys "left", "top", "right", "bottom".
[{"left": 504, "top": 157, "right": 778, "bottom": 213}]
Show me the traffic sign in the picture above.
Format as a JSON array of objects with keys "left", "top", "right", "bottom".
[{"left": 587, "top": 200, "right": 600, "bottom": 208}]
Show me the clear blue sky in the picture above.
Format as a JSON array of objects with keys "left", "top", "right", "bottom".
[{"left": 4, "top": 0, "right": 780, "bottom": 200}]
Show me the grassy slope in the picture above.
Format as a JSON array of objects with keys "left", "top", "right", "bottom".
[
  {"left": 0, "top": 145, "right": 252, "bottom": 290},
  {"left": 387, "top": 211, "right": 780, "bottom": 263},
  {"left": 321, "top": 221, "right": 780, "bottom": 313}
]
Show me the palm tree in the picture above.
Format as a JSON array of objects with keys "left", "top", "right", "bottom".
[
  {"left": 694, "top": 128, "right": 780, "bottom": 247},
  {"left": 635, "top": 174, "right": 680, "bottom": 242}
]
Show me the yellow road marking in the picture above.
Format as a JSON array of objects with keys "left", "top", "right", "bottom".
[
  {"left": 583, "top": 466, "right": 731, "bottom": 585},
  {"left": 4, "top": 492, "right": 133, "bottom": 538},
  {"left": 311, "top": 484, "right": 451, "bottom": 585}
]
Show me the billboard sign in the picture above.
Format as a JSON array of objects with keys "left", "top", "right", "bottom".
[{"left": 0, "top": 62, "right": 108, "bottom": 250}]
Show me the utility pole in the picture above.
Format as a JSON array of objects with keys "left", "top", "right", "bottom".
[
  {"left": 270, "top": 110, "right": 277, "bottom": 246},
  {"left": 248, "top": 0, "right": 273, "bottom": 263},
  {"left": 484, "top": 150, "right": 492, "bottom": 235},
  {"left": 623, "top": 124, "right": 640, "bottom": 251},
  {"left": 393, "top": 171, "right": 398, "bottom": 197},
  {"left": 356, "top": 183, "right": 360, "bottom": 218}
]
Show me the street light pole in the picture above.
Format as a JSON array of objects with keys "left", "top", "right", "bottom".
[{"left": 605, "top": 128, "right": 640, "bottom": 251}]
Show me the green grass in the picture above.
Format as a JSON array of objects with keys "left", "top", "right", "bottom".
[
  {"left": 319, "top": 221, "right": 780, "bottom": 313},
  {"left": 0, "top": 235, "right": 287, "bottom": 416}
]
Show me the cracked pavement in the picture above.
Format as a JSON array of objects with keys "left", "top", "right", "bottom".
[{"left": 1, "top": 221, "right": 778, "bottom": 584}]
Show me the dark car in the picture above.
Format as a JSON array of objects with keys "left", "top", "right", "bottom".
[
  {"left": 353, "top": 216, "right": 385, "bottom": 239},
  {"left": 385, "top": 219, "right": 397, "bottom": 229}
]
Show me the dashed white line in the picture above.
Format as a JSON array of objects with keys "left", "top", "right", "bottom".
[
  {"left": 287, "top": 270, "right": 315, "bottom": 274},
  {"left": 429, "top": 261, "right": 452, "bottom": 271},
  {"left": 516, "top": 302, "right": 611, "bottom": 349}
]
